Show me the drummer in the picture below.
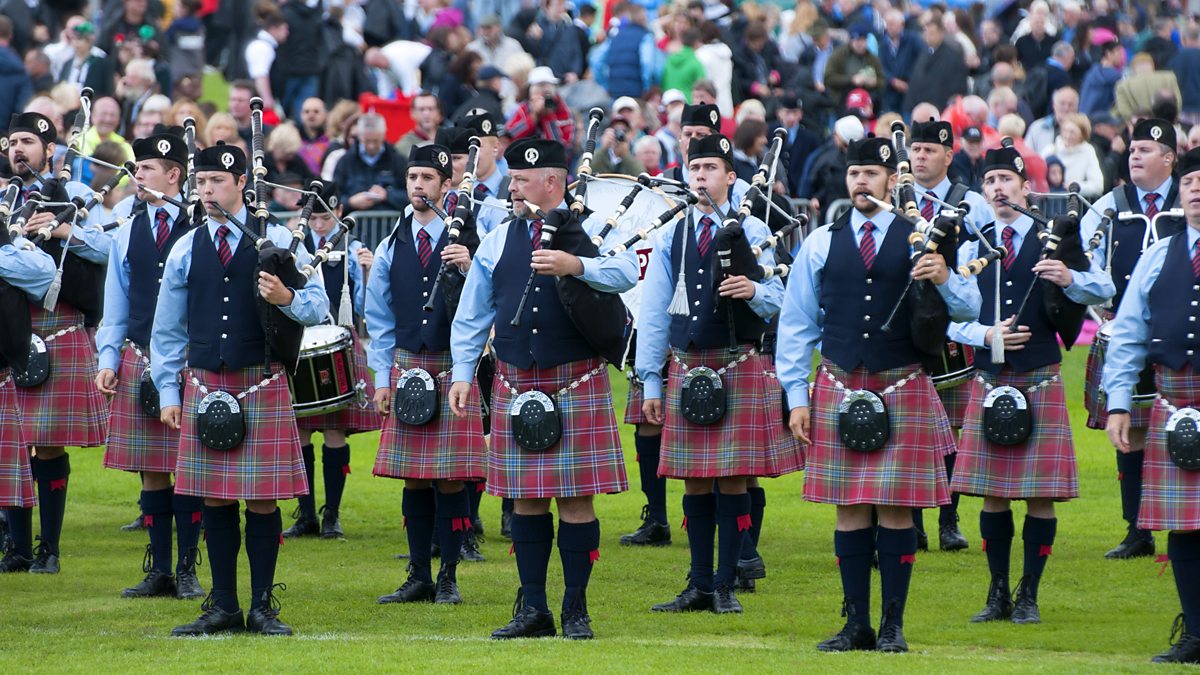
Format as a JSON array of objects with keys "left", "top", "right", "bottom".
[
  {"left": 367, "top": 144, "right": 487, "bottom": 606},
  {"left": 1102, "top": 146, "right": 1200, "bottom": 665},
  {"left": 284, "top": 183, "right": 378, "bottom": 542},
  {"left": 1081, "top": 118, "right": 1185, "bottom": 560},
  {"left": 907, "top": 117, "right": 995, "bottom": 553}
]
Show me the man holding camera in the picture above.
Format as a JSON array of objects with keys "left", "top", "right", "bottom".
[
  {"left": 505, "top": 66, "right": 575, "bottom": 146},
  {"left": 592, "top": 116, "right": 645, "bottom": 177}
]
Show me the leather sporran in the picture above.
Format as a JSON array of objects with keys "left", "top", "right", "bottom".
[
  {"left": 680, "top": 366, "right": 726, "bottom": 425},
  {"left": 510, "top": 390, "right": 562, "bottom": 452},
  {"left": 394, "top": 368, "right": 439, "bottom": 426},
  {"left": 13, "top": 335, "right": 50, "bottom": 388},
  {"left": 1165, "top": 407, "right": 1200, "bottom": 471},
  {"left": 197, "top": 390, "right": 245, "bottom": 451},
  {"left": 983, "top": 386, "right": 1033, "bottom": 446},
  {"left": 139, "top": 367, "right": 161, "bottom": 418},
  {"left": 837, "top": 389, "right": 890, "bottom": 452}
]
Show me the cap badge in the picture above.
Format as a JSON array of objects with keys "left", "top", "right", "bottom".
[
  {"left": 1014, "top": 156, "right": 1025, "bottom": 173},
  {"left": 157, "top": 139, "right": 171, "bottom": 155},
  {"left": 939, "top": 129, "right": 949, "bottom": 143},
  {"left": 1151, "top": 125, "right": 1163, "bottom": 141},
  {"left": 438, "top": 151, "right": 449, "bottom": 166},
  {"left": 709, "top": 110, "right": 719, "bottom": 125},
  {"left": 879, "top": 145, "right": 891, "bottom": 161},
  {"left": 524, "top": 148, "right": 540, "bottom": 164},
  {"left": 36, "top": 119, "right": 49, "bottom": 134},
  {"left": 482, "top": 120, "right": 493, "bottom": 134},
  {"left": 220, "top": 152, "right": 235, "bottom": 169},
  {"left": 719, "top": 138, "right": 731, "bottom": 153}
]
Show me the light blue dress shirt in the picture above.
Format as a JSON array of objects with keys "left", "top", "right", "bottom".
[
  {"left": 0, "top": 238, "right": 57, "bottom": 301},
  {"left": 1081, "top": 177, "right": 1175, "bottom": 271}
]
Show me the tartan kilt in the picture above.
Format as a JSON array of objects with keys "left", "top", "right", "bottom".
[
  {"left": 953, "top": 365, "right": 1079, "bottom": 501},
  {"left": 937, "top": 381, "right": 972, "bottom": 432},
  {"left": 295, "top": 335, "right": 381, "bottom": 435},
  {"left": 487, "top": 357, "right": 628, "bottom": 499},
  {"left": 661, "top": 346, "right": 803, "bottom": 478},
  {"left": 103, "top": 345, "right": 179, "bottom": 474},
  {"left": 372, "top": 350, "right": 486, "bottom": 481},
  {"left": 1085, "top": 329, "right": 1153, "bottom": 430},
  {"left": 622, "top": 374, "right": 646, "bottom": 426},
  {"left": 805, "top": 360, "right": 952, "bottom": 507},
  {"left": 174, "top": 364, "right": 308, "bottom": 501},
  {"left": 15, "top": 305, "right": 108, "bottom": 448},
  {"left": 1138, "top": 366, "right": 1200, "bottom": 531},
  {"left": 0, "top": 373, "right": 35, "bottom": 508}
]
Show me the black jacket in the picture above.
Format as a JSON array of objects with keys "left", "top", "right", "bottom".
[
  {"left": 333, "top": 142, "right": 409, "bottom": 213},
  {"left": 903, "top": 42, "right": 968, "bottom": 112}
]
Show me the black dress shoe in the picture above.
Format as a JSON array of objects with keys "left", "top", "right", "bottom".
[
  {"left": 246, "top": 584, "right": 293, "bottom": 635},
  {"left": 1010, "top": 577, "right": 1041, "bottom": 624},
  {"left": 460, "top": 529, "right": 486, "bottom": 562},
  {"left": 1152, "top": 616, "right": 1200, "bottom": 664},
  {"left": 0, "top": 550, "right": 32, "bottom": 573},
  {"left": 734, "top": 570, "right": 756, "bottom": 593},
  {"left": 500, "top": 510, "right": 512, "bottom": 540},
  {"left": 817, "top": 620, "right": 876, "bottom": 652},
  {"left": 319, "top": 505, "right": 344, "bottom": 540},
  {"left": 29, "top": 541, "right": 59, "bottom": 574},
  {"left": 561, "top": 593, "right": 593, "bottom": 640},
  {"left": 435, "top": 565, "right": 462, "bottom": 604},
  {"left": 282, "top": 507, "right": 319, "bottom": 539},
  {"left": 1105, "top": 528, "right": 1155, "bottom": 559},
  {"left": 712, "top": 584, "right": 743, "bottom": 614},
  {"left": 120, "top": 514, "right": 148, "bottom": 532},
  {"left": 939, "top": 520, "right": 969, "bottom": 551},
  {"left": 876, "top": 620, "right": 908, "bottom": 653},
  {"left": 737, "top": 554, "right": 766, "bottom": 581},
  {"left": 123, "top": 570, "right": 177, "bottom": 598},
  {"left": 971, "top": 576, "right": 1013, "bottom": 623},
  {"left": 171, "top": 596, "right": 245, "bottom": 636},
  {"left": 176, "top": 548, "right": 206, "bottom": 600},
  {"left": 378, "top": 572, "right": 436, "bottom": 604},
  {"left": 620, "top": 506, "right": 671, "bottom": 546},
  {"left": 651, "top": 583, "right": 714, "bottom": 612},
  {"left": 491, "top": 591, "right": 556, "bottom": 639}
]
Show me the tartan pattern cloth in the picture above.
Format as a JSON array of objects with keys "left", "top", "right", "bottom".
[
  {"left": 1084, "top": 329, "right": 1153, "bottom": 430},
  {"left": 937, "top": 381, "right": 972, "bottom": 432},
  {"left": 372, "top": 350, "right": 486, "bottom": 481},
  {"left": 103, "top": 345, "right": 179, "bottom": 474},
  {"left": 0, "top": 372, "right": 35, "bottom": 508},
  {"left": 805, "top": 360, "right": 952, "bottom": 507},
  {"left": 766, "top": 374, "right": 807, "bottom": 474},
  {"left": 174, "top": 364, "right": 309, "bottom": 501},
  {"left": 1138, "top": 365, "right": 1200, "bottom": 531},
  {"left": 623, "top": 374, "right": 646, "bottom": 426},
  {"left": 486, "top": 357, "right": 628, "bottom": 499},
  {"left": 661, "top": 346, "right": 804, "bottom": 479},
  {"left": 953, "top": 364, "right": 1079, "bottom": 501},
  {"left": 16, "top": 305, "right": 108, "bottom": 448},
  {"left": 296, "top": 335, "right": 381, "bottom": 435}
]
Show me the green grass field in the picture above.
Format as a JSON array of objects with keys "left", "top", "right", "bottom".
[{"left": 0, "top": 349, "right": 1193, "bottom": 673}]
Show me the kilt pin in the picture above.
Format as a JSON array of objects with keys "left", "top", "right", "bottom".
[
  {"left": 0, "top": 372, "right": 35, "bottom": 508},
  {"left": 805, "top": 360, "right": 952, "bottom": 508},
  {"left": 373, "top": 350, "right": 486, "bottom": 481},
  {"left": 486, "top": 357, "right": 628, "bottom": 499},
  {"left": 952, "top": 365, "right": 1079, "bottom": 501},
  {"left": 661, "top": 346, "right": 804, "bottom": 479},
  {"left": 174, "top": 365, "right": 309, "bottom": 501},
  {"left": 103, "top": 345, "right": 179, "bottom": 474},
  {"left": 16, "top": 305, "right": 108, "bottom": 448}
]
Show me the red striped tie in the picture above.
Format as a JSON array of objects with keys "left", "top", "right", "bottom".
[
  {"left": 1192, "top": 239, "right": 1200, "bottom": 279},
  {"left": 697, "top": 216, "right": 714, "bottom": 256},
  {"left": 1144, "top": 193, "right": 1159, "bottom": 218},
  {"left": 530, "top": 220, "right": 543, "bottom": 250},
  {"left": 215, "top": 225, "right": 233, "bottom": 267},
  {"left": 920, "top": 194, "right": 935, "bottom": 222},
  {"left": 445, "top": 192, "right": 459, "bottom": 213},
  {"left": 416, "top": 229, "right": 433, "bottom": 268},
  {"left": 318, "top": 236, "right": 326, "bottom": 249},
  {"left": 859, "top": 221, "right": 877, "bottom": 270},
  {"left": 1001, "top": 226, "right": 1017, "bottom": 270},
  {"left": 154, "top": 209, "right": 171, "bottom": 251}
]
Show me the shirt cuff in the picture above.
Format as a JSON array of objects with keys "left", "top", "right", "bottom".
[
  {"left": 787, "top": 385, "right": 810, "bottom": 409},
  {"left": 98, "top": 348, "right": 120, "bottom": 373},
  {"left": 452, "top": 362, "right": 476, "bottom": 384},
  {"left": 160, "top": 385, "right": 181, "bottom": 409},
  {"left": 374, "top": 368, "right": 391, "bottom": 390},
  {"left": 1106, "top": 391, "right": 1133, "bottom": 412},
  {"left": 643, "top": 373, "right": 664, "bottom": 400}
]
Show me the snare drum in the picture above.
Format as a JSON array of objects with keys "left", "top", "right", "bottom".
[
  {"left": 926, "top": 340, "right": 975, "bottom": 390},
  {"left": 1095, "top": 322, "right": 1157, "bottom": 408},
  {"left": 291, "top": 325, "right": 356, "bottom": 417}
]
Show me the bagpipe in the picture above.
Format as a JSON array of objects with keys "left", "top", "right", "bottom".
[
  {"left": 1003, "top": 182, "right": 1091, "bottom": 347},
  {"left": 509, "top": 111, "right": 632, "bottom": 366},
  {"left": 421, "top": 137, "right": 483, "bottom": 321},
  {"left": 0, "top": 191, "right": 34, "bottom": 372}
]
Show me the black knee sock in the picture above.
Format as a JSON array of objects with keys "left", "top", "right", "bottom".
[
  {"left": 1116, "top": 450, "right": 1146, "bottom": 529},
  {"left": 740, "top": 486, "right": 765, "bottom": 561},
  {"left": 434, "top": 488, "right": 470, "bottom": 569},
  {"left": 467, "top": 481, "right": 483, "bottom": 521},
  {"left": 502, "top": 498, "right": 514, "bottom": 517},
  {"left": 245, "top": 508, "right": 283, "bottom": 610},
  {"left": 558, "top": 519, "right": 601, "bottom": 613},
  {"left": 2, "top": 507, "right": 32, "bottom": 558},
  {"left": 980, "top": 510, "right": 1014, "bottom": 580},
  {"left": 877, "top": 526, "right": 918, "bottom": 627},
  {"left": 635, "top": 433, "right": 667, "bottom": 525},
  {"left": 912, "top": 508, "right": 925, "bottom": 536},
  {"left": 322, "top": 444, "right": 350, "bottom": 513},
  {"left": 1169, "top": 531, "right": 1200, "bottom": 635},
  {"left": 297, "top": 444, "right": 316, "bottom": 517},
  {"left": 203, "top": 504, "right": 241, "bottom": 613},
  {"left": 511, "top": 513, "right": 554, "bottom": 612},
  {"left": 173, "top": 493, "right": 204, "bottom": 573},
  {"left": 940, "top": 453, "right": 960, "bottom": 527},
  {"left": 402, "top": 487, "right": 436, "bottom": 583},
  {"left": 715, "top": 491, "right": 750, "bottom": 586},
  {"left": 682, "top": 493, "right": 717, "bottom": 592},
  {"left": 1021, "top": 515, "right": 1057, "bottom": 600},
  {"left": 31, "top": 454, "right": 69, "bottom": 553},
  {"left": 835, "top": 527, "right": 874, "bottom": 627},
  {"left": 142, "top": 487, "right": 173, "bottom": 574}
]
